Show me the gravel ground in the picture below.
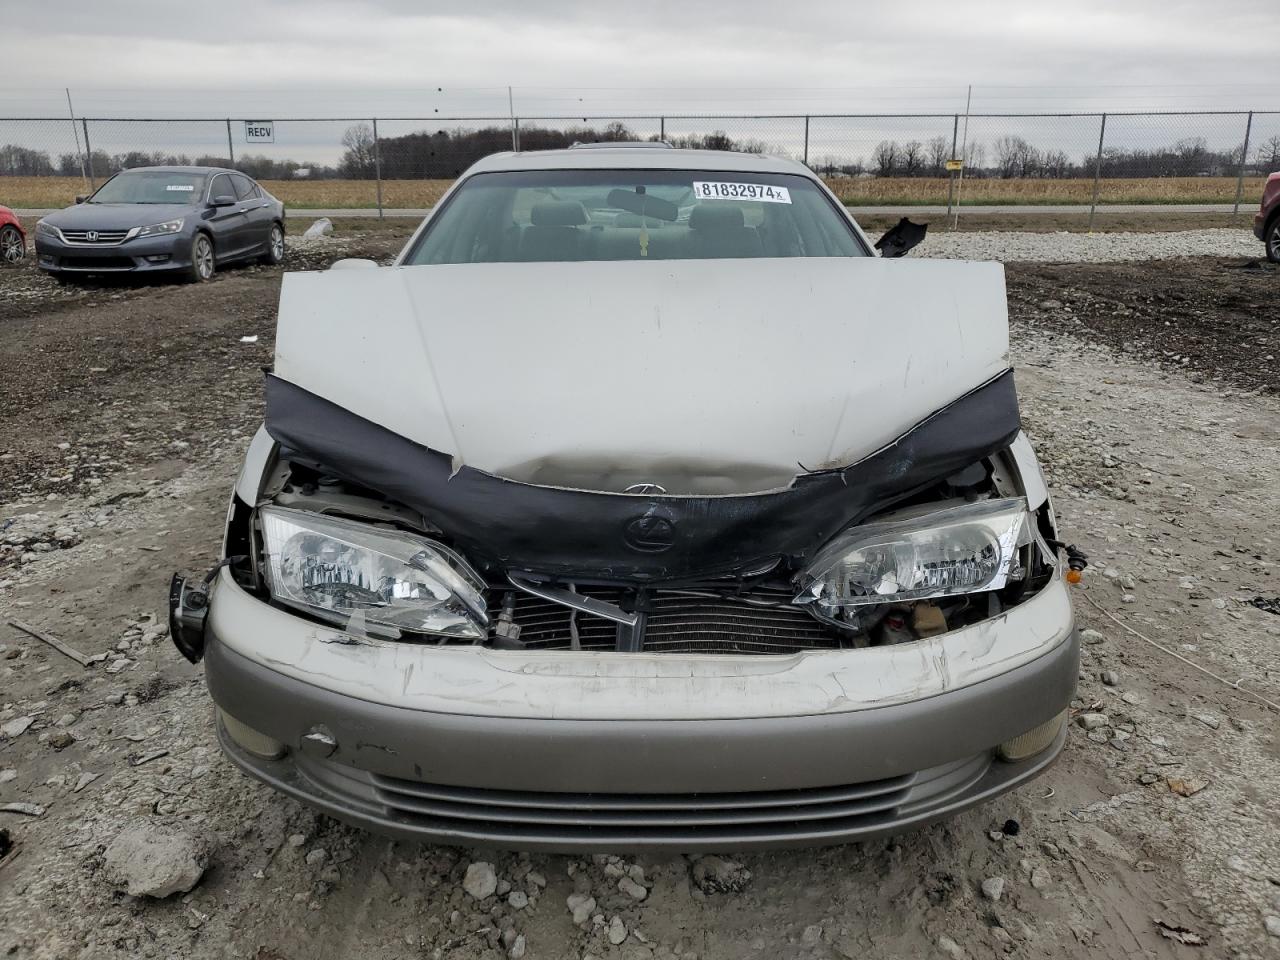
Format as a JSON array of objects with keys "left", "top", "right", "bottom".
[
  {"left": 2, "top": 227, "right": 1280, "bottom": 959},
  {"left": 918, "top": 227, "right": 1264, "bottom": 263}
]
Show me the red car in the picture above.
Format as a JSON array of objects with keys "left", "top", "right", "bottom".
[
  {"left": 0, "top": 205, "right": 26, "bottom": 264},
  {"left": 1255, "top": 172, "right": 1280, "bottom": 263}
]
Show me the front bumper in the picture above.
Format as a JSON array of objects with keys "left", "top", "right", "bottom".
[
  {"left": 200, "top": 571, "right": 1078, "bottom": 851},
  {"left": 35, "top": 233, "right": 188, "bottom": 273}
]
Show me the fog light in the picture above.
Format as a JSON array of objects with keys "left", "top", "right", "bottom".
[
  {"left": 997, "top": 709, "right": 1066, "bottom": 762},
  {"left": 217, "top": 708, "right": 285, "bottom": 760},
  {"left": 145, "top": 254, "right": 171, "bottom": 263}
]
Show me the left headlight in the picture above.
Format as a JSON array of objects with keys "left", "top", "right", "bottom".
[
  {"left": 134, "top": 218, "right": 184, "bottom": 238},
  {"left": 259, "top": 506, "right": 489, "bottom": 640},
  {"left": 35, "top": 220, "right": 59, "bottom": 238},
  {"left": 795, "top": 498, "right": 1031, "bottom": 611}
]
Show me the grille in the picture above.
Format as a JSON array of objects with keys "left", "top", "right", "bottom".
[
  {"left": 488, "top": 587, "right": 844, "bottom": 655},
  {"left": 58, "top": 255, "right": 135, "bottom": 271},
  {"left": 60, "top": 229, "right": 131, "bottom": 245},
  {"left": 354, "top": 753, "right": 990, "bottom": 844}
]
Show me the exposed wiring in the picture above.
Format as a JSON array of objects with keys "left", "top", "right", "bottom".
[{"left": 1082, "top": 590, "right": 1280, "bottom": 714}]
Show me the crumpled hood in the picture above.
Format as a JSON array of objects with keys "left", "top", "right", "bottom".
[{"left": 273, "top": 257, "right": 1009, "bottom": 495}]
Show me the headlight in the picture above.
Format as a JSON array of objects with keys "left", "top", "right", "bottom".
[
  {"left": 134, "top": 218, "right": 184, "bottom": 238},
  {"left": 35, "top": 220, "right": 59, "bottom": 238},
  {"left": 259, "top": 506, "right": 489, "bottom": 640},
  {"left": 795, "top": 498, "right": 1031, "bottom": 610}
]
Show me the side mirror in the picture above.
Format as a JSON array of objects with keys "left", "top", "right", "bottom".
[
  {"left": 875, "top": 218, "right": 928, "bottom": 258},
  {"left": 75, "top": 195, "right": 87, "bottom": 204},
  {"left": 210, "top": 194, "right": 237, "bottom": 207}
]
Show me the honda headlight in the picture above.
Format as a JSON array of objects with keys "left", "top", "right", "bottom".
[
  {"left": 795, "top": 498, "right": 1031, "bottom": 610},
  {"left": 134, "top": 218, "right": 184, "bottom": 238},
  {"left": 259, "top": 506, "right": 488, "bottom": 640},
  {"left": 35, "top": 220, "right": 60, "bottom": 238}
]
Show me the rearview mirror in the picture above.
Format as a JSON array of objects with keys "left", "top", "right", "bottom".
[
  {"left": 875, "top": 218, "right": 928, "bottom": 258},
  {"left": 606, "top": 188, "right": 678, "bottom": 223},
  {"left": 210, "top": 194, "right": 237, "bottom": 207}
]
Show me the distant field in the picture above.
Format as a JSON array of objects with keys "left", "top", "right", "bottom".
[
  {"left": 0, "top": 177, "right": 454, "bottom": 210},
  {"left": 825, "top": 176, "right": 1267, "bottom": 206},
  {"left": 0, "top": 175, "right": 1265, "bottom": 209}
]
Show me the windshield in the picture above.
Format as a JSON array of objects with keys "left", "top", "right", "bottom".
[
  {"left": 405, "top": 169, "right": 865, "bottom": 264},
  {"left": 90, "top": 170, "right": 207, "bottom": 204}
]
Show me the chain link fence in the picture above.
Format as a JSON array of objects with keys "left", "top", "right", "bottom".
[{"left": 1, "top": 111, "right": 1276, "bottom": 218}]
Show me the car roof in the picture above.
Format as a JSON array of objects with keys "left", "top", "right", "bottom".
[
  {"left": 467, "top": 146, "right": 812, "bottom": 176},
  {"left": 115, "top": 165, "right": 239, "bottom": 176}
]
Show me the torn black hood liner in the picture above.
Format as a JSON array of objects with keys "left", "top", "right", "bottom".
[{"left": 264, "top": 371, "right": 1021, "bottom": 583}]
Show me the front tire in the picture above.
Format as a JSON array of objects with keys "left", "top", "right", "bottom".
[
  {"left": 261, "top": 222, "right": 285, "bottom": 265},
  {"left": 188, "top": 232, "right": 215, "bottom": 283},
  {"left": 0, "top": 225, "right": 24, "bottom": 264},
  {"left": 1267, "top": 215, "right": 1280, "bottom": 264}
]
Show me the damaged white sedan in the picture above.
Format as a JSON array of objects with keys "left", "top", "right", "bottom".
[{"left": 171, "top": 144, "right": 1083, "bottom": 850}]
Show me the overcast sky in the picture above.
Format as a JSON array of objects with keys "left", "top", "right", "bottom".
[{"left": 2, "top": 0, "right": 1278, "bottom": 117}]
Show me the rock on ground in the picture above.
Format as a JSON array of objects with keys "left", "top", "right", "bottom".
[
  {"left": 101, "top": 821, "right": 209, "bottom": 898},
  {"left": 607, "top": 916, "right": 627, "bottom": 946},
  {"left": 567, "top": 892, "right": 596, "bottom": 924},
  {"left": 302, "top": 217, "right": 334, "bottom": 239},
  {"left": 690, "top": 855, "right": 752, "bottom": 894},
  {"left": 463, "top": 861, "right": 497, "bottom": 900},
  {"left": 917, "top": 228, "right": 1259, "bottom": 264}
]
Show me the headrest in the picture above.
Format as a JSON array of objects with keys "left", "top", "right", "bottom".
[
  {"left": 689, "top": 205, "right": 746, "bottom": 231},
  {"left": 530, "top": 201, "right": 588, "bottom": 227}
]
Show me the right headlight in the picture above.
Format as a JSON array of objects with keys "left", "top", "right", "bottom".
[
  {"left": 259, "top": 506, "right": 489, "bottom": 640},
  {"left": 35, "top": 220, "right": 59, "bottom": 238},
  {"left": 794, "top": 498, "right": 1031, "bottom": 611}
]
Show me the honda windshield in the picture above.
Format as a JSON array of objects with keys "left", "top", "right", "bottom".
[{"left": 89, "top": 170, "right": 207, "bottom": 204}]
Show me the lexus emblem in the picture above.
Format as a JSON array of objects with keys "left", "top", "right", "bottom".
[
  {"left": 623, "top": 514, "right": 676, "bottom": 553},
  {"left": 86, "top": 230, "right": 99, "bottom": 242}
]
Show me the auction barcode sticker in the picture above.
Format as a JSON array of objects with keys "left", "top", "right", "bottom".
[
  {"left": 692, "top": 181, "right": 791, "bottom": 203},
  {"left": 166, "top": 184, "right": 195, "bottom": 191}
]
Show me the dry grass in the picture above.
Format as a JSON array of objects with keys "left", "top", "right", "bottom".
[
  {"left": 2, "top": 175, "right": 1265, "bottom": 210},
  {"left": 259, "top": 179, "right": 455, "bottom": 209},
  {"left": 0, "top": 177, "right": 455, "bottom": 210},
  {"left": 826, "top": 176, "right": 1266, "bottom": 206}
]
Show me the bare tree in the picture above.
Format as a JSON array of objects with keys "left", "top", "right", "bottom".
[
  {"left": 901, "top": 140, "right": 923, "bottom": 176},
  {"left": 1255, "top": 135, "right": 1280, "bottom": 171},
  {"left": 962, "top": 141, "right": 986, "bottom": 172},
  {"left": 1041, "top": 149, "right": 1072, "bottom": 178},
  {"left": 993, "top": 136, "right": 1026, "bottom": 178},
  {"left": 872, "top": 140, "right": 900, "bottom": 176},
  {"left": 340, "top": 123, "right": 377, "bottom": 178},
  {"left": 926, "top": 136, "right": 949, "bottom": 176}
]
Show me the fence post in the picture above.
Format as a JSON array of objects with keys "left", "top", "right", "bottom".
[
  {"left": 660, "top": 116, "right": 665, "bottom": 140},
  {"left": 372, "top": 118, "right": 384, "bottom": 220},
  {"left": 946, "top": 113, "right": 959, "bottom": 219},
  {"left": 1087, "top": 112, "right": 1107, "bottom": 233},
  {"left": 803, "top": 116, "right": 810, "bottom": 166},
  {"left": 513, "top": 116, "right": 520, "bottom": 152},
  {"left": 64, "top": 88, "right": 89, "bottom": 191},
  {"left": 1233, "top": 110, "right": 1253, "bottom": 217},
  {"left": 226, "top": 119, "right": 235, "bottom": 167},
  {"left": 82, "top": 118, "right": 96, "bottom": 190}
]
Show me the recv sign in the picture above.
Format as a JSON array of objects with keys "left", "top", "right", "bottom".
[{"left": 244, "top": 121, "right": 275, "bottom": 144}]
